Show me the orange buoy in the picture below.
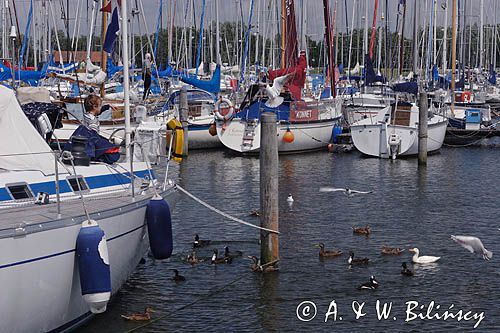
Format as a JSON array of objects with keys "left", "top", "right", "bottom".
[
  {"left": 283, "top": 128, "right": 294, "bottom": 143},
  {"left": 208, "top": 123, "right": 217, "bottom": 136}
]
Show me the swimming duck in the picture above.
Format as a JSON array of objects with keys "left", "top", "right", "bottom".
[
  {"left": 352, "top": 226, "right": 371, "bottom": 236},
  {"left": 401, "top": 262, "right": 414, "bottom": 276},
  {"left": 357, "top": 276, "right": 379, "bottom": 290},
  {"left": 172, "top": 269, "right": 186, "bottom": 282},
  {"left": 317, "top": 243, "right": 343, "bottom": 257},
  {"left": 248, "top": 256, "right": 279, "bottom": 273},
  {"left": 249, "top": 210, "right": 261, "bottom": 217},
  {"left": 121, "top": 307, "right": 155, "bottom": 321},
  {"left": 348, "top": 251, "right": 369, "bottom": 265},
  {"left": 193, "top": 234, "right": 211, "bottom": 248},
  {"left": 211, "top": 249, "right": 232, "bottom": 264},
  {"left": 286, "top": 194, "right": 294, "bottom": 203},
  {"left": 224, "top": 246, "right": 243, "bottom": 259},
  {"left": 381, "top": 245, "right": 405, "bottom": 255},
  {"left": 187, "top": 251, "right": 201, "bottom": 265},
  {"left": 409, "top": 247, "right": 440, "bottom": 264}
]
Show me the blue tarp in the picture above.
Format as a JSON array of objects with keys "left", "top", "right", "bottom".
[
  {"left": 364, "top": 54, "right": 386, "bottom": 85},
  {"left": 179, "top": 64, "right": 221, "bottom": 94},
  {"left": 489, "top": 65, "right": 497, "bottom": 85},
  {"left": 392, "top": 82, "right": 418, "bottom": 95},
  {"left": 0, "top": 61, "right": 46, "bottom": 86}
]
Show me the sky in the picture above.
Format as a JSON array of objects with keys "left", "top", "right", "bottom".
[{"left": 10, "top": 0, "right": 500, "bottom": 41}]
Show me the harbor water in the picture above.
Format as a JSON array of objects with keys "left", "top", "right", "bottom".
[{"left": 78, "top": 146, "right": 500, "bottom": 332}]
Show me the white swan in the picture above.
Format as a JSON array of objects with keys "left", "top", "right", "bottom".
[
  {"left": 286, "top": 194, "right": 294, "bottom": 203},
  {"left": 409, "top": 248, "right": 440, "bottom": 264}
]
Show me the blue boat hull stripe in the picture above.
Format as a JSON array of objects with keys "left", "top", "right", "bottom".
[
  {"left": 0, "top": 170, "right": 153, "bottom": 202},
  {"left": 0, "top": 224, "right": 146, "bottom": 270}
]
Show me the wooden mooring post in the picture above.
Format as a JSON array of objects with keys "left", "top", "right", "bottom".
[
  {"left": 179, "top": 86, "right": 189, "bottom": 156},
  {"left": 418, "top": 91, "right": 428, "bottom": 165},
  {"left": 260, "top": 112, "right": 279, "bottom": 265}
]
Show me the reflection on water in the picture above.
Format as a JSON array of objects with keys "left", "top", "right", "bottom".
[{"left": 78, "top": 147, "right": 500, "bottom": 332}]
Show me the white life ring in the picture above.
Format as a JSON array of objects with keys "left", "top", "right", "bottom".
[{"left": 214, "top": 97, "right": 234, "bottom": 121}]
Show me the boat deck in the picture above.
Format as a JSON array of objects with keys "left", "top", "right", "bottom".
[{"left": 0, "top": 186, "right": 174, "bottom": 234}]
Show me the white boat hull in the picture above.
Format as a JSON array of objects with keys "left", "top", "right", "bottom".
[
  {"left": 0, "top": 188, "right": 177, "bottom": 333},
  {"left": 216, "top": 118, "right": 339, "bottom": 153},
  {"left": 350, "top": 103, "right": 448, "bottom": 158}
]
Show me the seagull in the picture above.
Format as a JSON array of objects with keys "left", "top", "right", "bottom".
[
  {"left": 451, "top": 235, "right": 493, "bottom": 261},
  {"left": 265, "top": 74, "right": 291, "bottom": 108},
  {"left": 286, "top": 194, "right": 294, "bottom": 203},
  {"left": 319, "top": 187, "right": 373, "bottom": 197}
]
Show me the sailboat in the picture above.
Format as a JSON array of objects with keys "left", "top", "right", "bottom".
[
  {"left": 215, "top": 0, "right": 342, "bottom": 154},
  {"left": 350, "top": 99, "right": 447, "bottom": 159},
  {"left": 0, "top": 2, "right": 178, "bottom": 332}
]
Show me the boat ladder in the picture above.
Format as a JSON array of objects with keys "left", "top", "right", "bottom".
[{"left": 242, "top": 120, "right": 258, "bottom": 150}]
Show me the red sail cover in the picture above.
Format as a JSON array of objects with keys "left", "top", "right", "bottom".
[
  {"left": 268, "top": 53, "right": 306, "bottom": 101},
  {"left": 284, "top": 0, "right": 298, "bottom": 68}
]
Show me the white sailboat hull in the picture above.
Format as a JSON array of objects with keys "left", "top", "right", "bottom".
[
  {"left": 217, "top": 118, "right": 338, "bottom": 153},
  {"left": 0, "top": 188, "right": 177, "bottom": 333},
  {"left": 350, "top": 103, "right": 448, "bottom": 158}
]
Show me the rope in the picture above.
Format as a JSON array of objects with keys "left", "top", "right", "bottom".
[
  {"left": 288, "top": 124, "right": 330, "bottom": 144},
  {"left": 175, "top": 185, "right": 279, "bottom": 234},
  {"left": 125, "top": 272, "right": 250, "bottom": 333}
]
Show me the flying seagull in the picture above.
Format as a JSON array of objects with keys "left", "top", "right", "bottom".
[
  {"left": 451, "top": 235, "right": 493, "bottom": 261},
  {"left": 319, "top": 187, "right": 373, "bottom": 197},
  {"left": 265, "top": 74, "right": 291, "bottom": 108}
]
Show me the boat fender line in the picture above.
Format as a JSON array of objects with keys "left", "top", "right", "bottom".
[
  {"left": 214, "top": 97, "right": 234, "bottom": 121},
  {"left": 146, "top": 195, "right": 173, "bottom": 259},
  {"left": 166, "top": 118, "right": 184, "bottom": 162},
  {"left": 76, "top": 219, "right": 111, "bottom": 314},
  {"left": 175, "top": 185, "right": 279, "bottom": 234}
]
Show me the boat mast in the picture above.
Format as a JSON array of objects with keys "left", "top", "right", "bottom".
[
  {"left": 100, "top": 0, "right": 108, "bottom": 97},
  {"left": 369, "top": 0, "right": 378, "bottom": 59},
  {"left": 494, "top": 0, "right": 498, "bottom": 69},
  {"left": 433, "top": 0, "right": 437, "bottom": 67},
  {"left": 322, "top": 0, "right": 335, "bottom": 97},
  {"left": 442, "top": 0, "right": 448, "bottom": 74},
  {"left": 347, "top": 0, "right": 356, "bottom": 79},
  {"left": 362, "top": 0, "right": 368, "bottom": 68},
  {"left": 398, "top": 0, "right": 406, "bottom": 77},
  {"left": 426, "top": 0, "right": 435, "bottom": 81},
  {"left": 412, "top": 0, "right": 418, "bottom": 75},
  {"left": 479, "top": 0, "right": 484, "bottom": 69},
  {"left": 215, "top": 0, "right": 221, "bottom": 65},
  {"left": 451, "top": 0, "right": 457, "bottom": 116},
  {"left": 121, "top": 0, "right": 131, "bottom": 159},
  {"left": 280, "top": 0, "right": 285, "bottom": 68}
]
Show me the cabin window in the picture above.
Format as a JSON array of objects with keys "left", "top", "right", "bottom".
[
  {"left": 6, "top": 182, "right": 34, "bottom": 200},
  {"left": 67, "top": 176, "right": 89, "bottom": 193}
]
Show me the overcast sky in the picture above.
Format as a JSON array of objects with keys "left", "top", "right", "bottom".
[{"left": 12, "top": 0, "right": 500, "bottom": 41}]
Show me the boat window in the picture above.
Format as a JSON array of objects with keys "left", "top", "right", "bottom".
[
  {"left": 67, "top": 176, "right": 89, "bottom": 193},
  {"left": 6, "top": 182, "right": 34, "bottom": 200}
]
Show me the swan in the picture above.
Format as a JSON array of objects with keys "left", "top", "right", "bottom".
[{"left": 409, "top": 247, "right": 440, "bottom": 264}]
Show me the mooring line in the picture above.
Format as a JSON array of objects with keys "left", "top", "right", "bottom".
[
  {"left": 125, "top": 272, "right": 250, "bottom": 333},
  {"left": 175, "top": 185, "right": 279, "bottom": 234}
]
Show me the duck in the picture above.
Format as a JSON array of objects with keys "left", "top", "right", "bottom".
[
  {"left": 381, "top": 245, "right": 405, "bottom": 255},
  {"left": 193, "top": 234, "right": 211, "bottom": 248},
  {"left": 172, "top": 269, "right": 186, "bottom": 282},
  {"left": 249, "top": 210, "right": 261, "bottom": 217},
  {"left": 401, "top": 262, "right": 414, "bottom": 276},
  {"left": 347, "top": 251, "right": 369, "bottom": 265},
  {"left": 121, "top": 307, "right": 155, "bottom": 321},
  {"left": 352, "top": 226, "right": 371, "bottom": 236},
  {"left": 409, "top": 247, "right": 440, "bottom": 264},
  {"left": 224, "top": 246, "right": 243, "bottom": 259},
  {"left": 357, "top": 275, "right": 379, "bottom": 290},
  {"left": 286, "top": 194, "right": 294, "bottom": 203},
  {"left": 317, "top": 243, "right": 343, "bottom": 257},
  {"left": 211, "top": 249, "right": 232, "bottom": 264},
  {"left": 248, "top": 256, "right": 279, "bottom": 273},
  {"left": 186, "top": 251, "right": 201, "bottom": 265}
]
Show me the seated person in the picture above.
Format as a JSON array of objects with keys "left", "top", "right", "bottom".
[{"left": 83, "top": 94, "right": 116, "bottom": 133}]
